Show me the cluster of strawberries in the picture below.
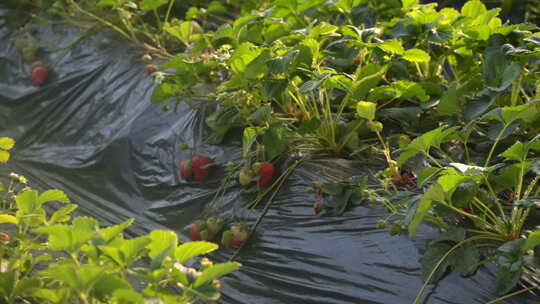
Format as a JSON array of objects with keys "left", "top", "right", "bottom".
[
  {"left": 238, "top": 162, "right": 275, "bottom": 188},
  {"left": 189, "top": 217, "right": 249, "bottom": 248},
  {"left": 179, "top": 156, "right": 276, "bottom": 249},
  {"left": 179, "top": 155, "right": 276, "bottom": 188},
  {"left": 179, "top": 155, "right": 214, "bottom": 182}
]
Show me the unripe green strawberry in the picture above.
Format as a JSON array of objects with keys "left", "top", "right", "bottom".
[
  {"left": 22, "top": 45, "right": 38, "bottom": 62},
  {"left": 389, "top": 221, "right": 404, "bottom": 236},
  {"left": 368, "top": 121, "right": 383, "bottom": 133},
  {"left": 239, "top": 168, "right": 254, "bottom": 185},
  {"left": 397, "top": 134, "right": 411, "bottom": 149},
  {"left": 199, "top": 229, "right": 209, "bottom": 241},
  {"left": 206, "top": 217, "right": 224, "bottom": 236},
  {"left": 11, "top": 38, "right": 25, "bottom": 52},
  {"left": 226, "top": 161, "right": 235, "bottom": 172},
  {"left": 221, "top": 230, "right": 234, "bottom": 248},
  {"left": 142, "top": 54, "right": 152, "bottom": 62},
  {"left": 195, "top": 220, "right": 206, "bottom": 230},
  {"left": 376, "top": 220, "right": 387, "bottom": 229}
]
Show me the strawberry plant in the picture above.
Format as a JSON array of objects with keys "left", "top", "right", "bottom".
[
  {"left": 310, "top": 176, "right": 389, "bottom": 216},
  {"left": 4, "top": 0, "right": 540, "bottom": 301},
  {"left": 396, "top": 112, "right": 540, "bottom": 299},
  {"left": 0, "top": 139, "right": 239, "bottom": 303}
]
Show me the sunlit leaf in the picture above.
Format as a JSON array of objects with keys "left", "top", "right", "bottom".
[
  {"left": 378, "top": 40, "right": 404, "bottom": 55},
  {"left": 356, "top": 101, "right": 376, "bottom": 121},
  {"left": 175, "top": 241, "right": 218, "bottom": 264},
  {"left": 402, "top": 48, "right": 430, "bottom": 62},
  {"left": 139, "top": 0, "right": 168, "bottom": 11},
  {"left": 193, "top": 262, "right": 241, "bottom": 288}
]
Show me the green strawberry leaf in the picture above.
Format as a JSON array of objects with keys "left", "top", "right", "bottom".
[
  {"left": 242, "top": 127, "right": 259, "bottom": 158},
  {"left": 495, "top": 264, "right": 523, "bottom": 295},
  {"left": 91, "top": 275, "right": 132, "bottom": 302},
  {"left": 449, "top": 245, "right": 480, "bottom": 276},
  {"left": 402, "top": 48, "right": 431, "bottom": 62},
  {"left": 38, "top": 190, "right": 70, "bottom": 205},
  {"left": 112, "top": 289, "right": 144, "bottom": 304},
  {"left": 421, "top": 242, "right": 452, "bottom": 283},
  {"left": 139, "top": 0, "right": 168, "bottom": 11},
  {"left": 356, "top": 101, "right": 376, "bottom": 121},
  {"left": 100, "top": 218, "right": 134, "bottom": 243},
  {"left": 267, "top": 50, "right": 299, "bottom": 74},
  {"left": 335, "top": 189, "right": 353, "bottom": 215},
  {"left": 378, "top": 40, "right": 404, "bottom": 55},
  {"left": 176, "top": 241, "right": 218, "bottom": 264},
  {"left": 524, "top": 229, "right": 540, "bottom": 252},
  {"left": 409, "top": 184, "right": 445, "bottom": 237},
  {"left": 48, "top": 204, "right": 77, "bottom": 224},
  {"left": 432, "top": 227, "right": 466, "bottom": 244},
  {"left": 193, "top": 262, "right": 241, "bottom": 288},
  {"left": 147, "top": 230, "right": 178, "bottom": 259},
  {"left": 319, "top": 182, "right": 344, "bottom": 195}
]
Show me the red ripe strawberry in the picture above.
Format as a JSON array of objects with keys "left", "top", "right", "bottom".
[
  {"left": 31, "top": 66, "right": 48, "bottom": 86},
  {"left": 199, "top": 229, "right": 209, "bottom": 241},
  {"left": 506, "top": 191, "right": 515, "bottom": 203},
  {"left": 313, "top": 201, "right": 324, "bottom": 215},
  {"left": 179, "top": 160, "right": 193, "bottom": 180},
  {"left": 192, "top": 156, "right": 214, "bottom": 182},
  {"left": 254, "top": 162, "right": 275, "bottom": 188},
  {"left": 190, "top": 224, "right": 200, "bottom": 241},
  {"left": 206, "top": 217, "right": 224, "bottom": 236}
]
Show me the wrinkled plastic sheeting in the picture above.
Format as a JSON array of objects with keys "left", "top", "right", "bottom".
[{"left": 0, "top": 9, "right": 538, "bottom": 304}]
